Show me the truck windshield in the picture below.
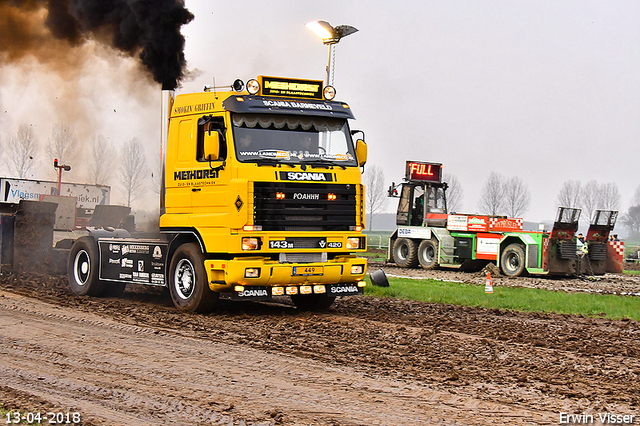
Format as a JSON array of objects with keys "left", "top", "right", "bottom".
[{"left": 232, "top": 113, "right": 358, "bottom": 167}]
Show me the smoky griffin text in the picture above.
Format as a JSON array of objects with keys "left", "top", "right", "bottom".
[{"left": 560, "top": 412, "right": 636, "bottom": 424}]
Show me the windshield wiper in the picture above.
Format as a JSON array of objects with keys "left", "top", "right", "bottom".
[
  {"left": 301, "top": 159, "right": 347, "bottom": 169},
  {"left": 253, "top": 159, "right": 280, "bottom": 167},
  {"left": 253, "top": 158, "right": 296, "bottom": 167}
]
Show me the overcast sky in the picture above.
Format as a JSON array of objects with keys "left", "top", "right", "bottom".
[{"left": 1, "top": 0, "right": 639, "bottom": 224}]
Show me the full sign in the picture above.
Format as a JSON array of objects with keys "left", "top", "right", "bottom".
[{"left": 405, "top": 161, "right": 442, "bottom": 183}]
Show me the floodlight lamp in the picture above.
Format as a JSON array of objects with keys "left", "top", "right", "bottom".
[{"left": 305, "top": 21, "right": 334, "bottom": 43}]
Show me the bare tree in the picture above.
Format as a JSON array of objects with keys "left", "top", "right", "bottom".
[
  {"left": 363, "top": 164, "right": 388, "bottom": 230},
  {"left": 631, "top": 185, "right": 640, "bottom": 207},
  {"left": 622, "top": 205, "right": 640, "bottom": 238},
  {"left": 581, "top": 180, "right": 601, "bottom": 223},
  {"left": 88, "top": 134, "right": 117, "bottom": 185},
  {"left": 119, "top": 138, "right": 148, "bottom": 207},
  {"left": 149, "top": 154, "right": 162, "bottom": 195},
  {"left": 557, "top": 180, "right": 582, "bottom": 208},
  {"left": 503, "top": 176, "right": 531, "bottom": 217},
  {"left": 443, "top": 173, "right": 463, "bottom": 213},
  {"left": 478, "top": 172, "right": 504, "bottom": 215},
  {"left": 46, "top": 123, "right": 81, "bottom": 172},
  {"left": 623, "top": 186, "right": 640, "bottom": 238},
  {"left": 7, "top": 124, "right": 38, "bottom": 178},
  {"left": 599, "top": 182, "right": 621, "bottom": 211}
]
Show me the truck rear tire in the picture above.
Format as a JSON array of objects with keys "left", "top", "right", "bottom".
[
  {"left": 168, "top": 243, "right": 218, "bottom": 314},
  {"left": 291, "top": 294, "right": 336, "bottom": 311},
  {"left": 393, "top": 238, "right": 418, "bottom": 268},
  {"left": 500, "top": 243, "right": 526, "bottom": 277},
  {"left": 418, "top": 239, "right": 438, "bottom": 269},
  {"left": 68, "top": 237, "right": 104, "bottom": 296}
]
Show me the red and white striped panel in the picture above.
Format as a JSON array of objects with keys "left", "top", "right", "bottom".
[
  {"left": 607, "top": 240, "right": 625, "bottom": 273},
  {"left": 609, "top": 240, "right": 625, "bottom": 257}
]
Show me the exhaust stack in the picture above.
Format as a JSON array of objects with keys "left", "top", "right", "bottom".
[{"left": 160, "top": 90, "right": 175, "bottom": 214}]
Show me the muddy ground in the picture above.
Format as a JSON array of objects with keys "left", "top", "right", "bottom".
[{"left": 0, "top": 264, "right": 639, "bottom": 425}]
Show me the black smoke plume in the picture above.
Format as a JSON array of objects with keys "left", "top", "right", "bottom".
[{"left": 0, "top": 0, "right": 194, "bottom": 90}]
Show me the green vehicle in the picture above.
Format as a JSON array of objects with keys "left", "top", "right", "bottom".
[{"left": 387, "top": 161, "right": 621, "bottom": 277}]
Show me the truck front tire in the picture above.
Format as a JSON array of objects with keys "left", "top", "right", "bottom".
[
  {"left": 500, "top": 243, "right": 526, "bottom": 277},
  {"left": 393, "top": 238, "right": 418, "bottom": 268},
  {"left": 68, "top": 237, "right": 103, "bottom": 296},
  {"left": 168, "top": 243, "right": 218, "bottom": 314},
  {"left": 418, "top": 239, "right": 438, "bottom": 269}
]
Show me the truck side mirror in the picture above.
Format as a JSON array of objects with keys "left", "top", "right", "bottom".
[
  {"left": 388, "top": 182, "right": 397, "bottom": 197},
  {"left": 355, "top": 139, "right": 367, "bottom": 167},
  {"left": 203, "top": 130, "right": 220, "bottom": 161}
]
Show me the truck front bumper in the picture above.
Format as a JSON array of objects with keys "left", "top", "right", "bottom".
[{"left": 205, "top": 255, "right": 367, "bottom": 294}]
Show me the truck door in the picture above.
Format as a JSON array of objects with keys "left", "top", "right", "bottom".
[
  {"left": 396, "top": 183, "right": 425, "bottom": 226},
  {"left": 192, "top": 114, "right": 231, "bottom": 214},
  {"left": 424, "top": 184, "right": 447, "bottom": 227}
]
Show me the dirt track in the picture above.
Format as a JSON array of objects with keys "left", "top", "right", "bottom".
[{"left": 0, "top": 268, "right": 639, "bottom": 425}]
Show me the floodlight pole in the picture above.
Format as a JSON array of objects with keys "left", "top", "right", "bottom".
[
  {"left": 326, "top": 44, "right": 333, "bottom": 86},
  {"left": 306, "top": 21, "right": 358, "bottom": 86}
]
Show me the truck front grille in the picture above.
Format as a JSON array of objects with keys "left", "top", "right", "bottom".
[{"left": 254, "top": 182, "right": 358, "bottom": 232}]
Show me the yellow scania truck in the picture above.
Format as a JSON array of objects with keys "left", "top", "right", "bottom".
[{"left": 67, "top": 76, "right": 368, "bottom": 313}]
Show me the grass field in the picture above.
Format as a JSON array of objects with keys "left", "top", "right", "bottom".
[{"left": 364, "top": 275, "right": 640, "bottom": 321}]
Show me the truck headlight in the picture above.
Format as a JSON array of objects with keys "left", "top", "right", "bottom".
[
  {"left": 242, "top": 237, "right": 260, "bottom": 250},
  {"left": 313, "top": 285, "right": 326, "bottom": 294},
  {"left": 246, "top": 79, "right": 260, "bottom": 94},
  {"left": 323, "top": 85, "right": 336, "bottom": 100},
  {"left": 244, "top": 268, "right": 260, "bottom": 278},
  {"left": 346, "top": 237, "right": 361, "bottom": 249},
  {"left": 351, "top": 265, "right": 364, "bottom": 275}
]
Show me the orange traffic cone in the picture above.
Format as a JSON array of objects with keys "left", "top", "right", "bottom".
[{"left": 485, "top": 272, "right": 493, "bottom": 294}]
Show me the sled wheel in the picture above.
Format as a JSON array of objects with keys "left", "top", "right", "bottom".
[
  {"left": 500, "top": 243, "right": 526, "bottom": 277},
  {"left": 418, "top": 239, "right": 438, "bottom": 270},
  {"left": 68, "top": 237, "right": 104, "bottom": 296},
  {"left": 168, "top": 243, "right": 218, "bottom": 313},
  {"left": 393, "top": 238, "right": 418, "bottom": 268}
]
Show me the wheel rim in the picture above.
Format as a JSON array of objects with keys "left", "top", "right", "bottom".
[
  {"left": 73, "top": 249, "right": 90, "bottom": 286},
  {"left": 423, "top": 245, "right": 435, "bottom": 263},
  {"left": 174, "top": 258, "right": 195, "bottom": 299},
  {"left": 397, "top": 243, "right": 408, "bottom": 260},
  {"left": 506, "top": 252, "right": 520, "bottom": 272}
]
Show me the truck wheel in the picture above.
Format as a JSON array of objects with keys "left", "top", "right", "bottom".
[
  {"left": 418, "top": 239, "right": 438, "bottom": 269},
  {"left": 168, "top": 243, "right": 218, "bottom": 314},
  {"left": 500, "top": 243, "right": 526, "bottom": 277},
  {"left": 291, "top": 294, "right": 336, "bottom": 311},
  {"left": 68, "top": 237, "right": 103, "bottom": 296},
  {"left": 393, "top": 238, "right": 418, "bottom": 268}
]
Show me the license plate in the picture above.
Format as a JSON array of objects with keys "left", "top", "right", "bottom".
[{"left": 293, "top": 266, "right": 324, "bottom": 276}]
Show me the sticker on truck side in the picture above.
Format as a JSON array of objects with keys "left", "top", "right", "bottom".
[
  {"left": 397, "top": 227, "right": 432, "bottom": 239},
  {"left": 99, "top": 241, "right": 168, "bottom": 285}
]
